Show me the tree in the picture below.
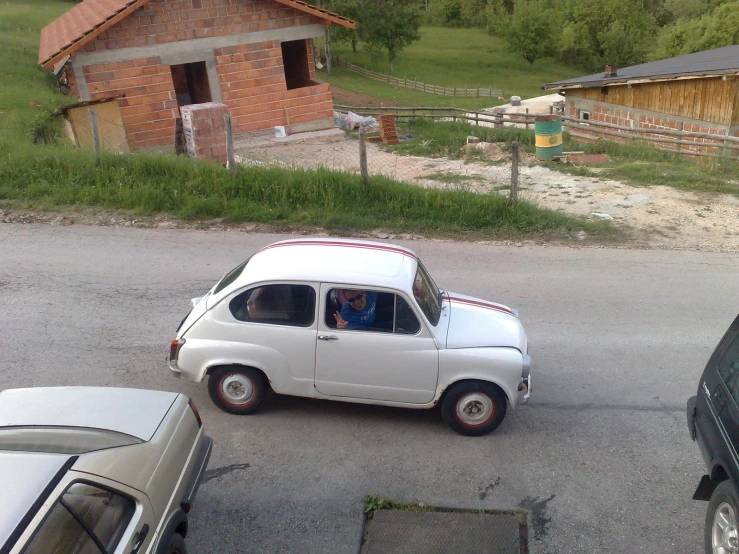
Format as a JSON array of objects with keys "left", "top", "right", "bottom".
[
  {"left": 653, "top": 1, "right": 739, "bottom": 58},
  {"left": 558, "top": 0, "right": 654, "bottom": 71},
  {"left": 496, "top": 0, "right": 561, "bottom": 65},
  {"left": 357, "top": 0, "right": 423, "bottom": 74}
]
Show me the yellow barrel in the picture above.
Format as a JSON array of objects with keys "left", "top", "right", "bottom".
[{"left": 535, "top": 115, "right": 563, "bottom": 161}]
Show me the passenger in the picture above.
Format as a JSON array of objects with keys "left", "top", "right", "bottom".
[{"left": 333, "top": 289, "right": 377, "bottom": 330}]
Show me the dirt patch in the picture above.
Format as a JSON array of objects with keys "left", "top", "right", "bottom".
[{"left": 330, "top": 86, "right": 400, "bottom": 108}]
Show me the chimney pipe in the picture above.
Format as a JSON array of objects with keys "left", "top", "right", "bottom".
[{"left": 605, "top": 65, "right": 617, "bottom": 77}]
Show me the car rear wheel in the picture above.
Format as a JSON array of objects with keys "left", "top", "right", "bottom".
[
  {"left": 441, "top": 381, "right": 507, "bottom": 437},
  {"left": 706, "top": 480, "right": 739, "bottom": 554},
  {"left": 162, "top": 533, "right": 187, "bottom": 554},
  {"left": 208, "top": 366, "right": 267, "bottom": 415}
]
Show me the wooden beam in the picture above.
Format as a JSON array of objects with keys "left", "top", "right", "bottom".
[
  {"left": 272, "top": 0, "right": 356, "bottom": 29},
  {"left": 41, "top": 0, "right": 149, "bottom": 70}
]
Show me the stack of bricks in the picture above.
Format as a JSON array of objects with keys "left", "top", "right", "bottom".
[
  {"left": 180, "top": 103, "right": 229, "bottom": 165},
  {"left": 378, "top": 115, "right": 399, "bottom": 145}
]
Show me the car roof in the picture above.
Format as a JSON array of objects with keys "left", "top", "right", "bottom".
[
  {"left": 0, "top": 451, "right": 73, "bottom": 551},
  {"left": 0, "top": 387, "right": 180, "bottom": 442},
  {"left": 219, "top": 238, "right": 419, "bottom": 297}
]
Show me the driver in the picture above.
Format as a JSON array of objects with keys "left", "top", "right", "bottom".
[{"left": 333, "top": 289, "right": 377, "bottom": 330}]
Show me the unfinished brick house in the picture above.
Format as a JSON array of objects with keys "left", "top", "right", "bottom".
[
  {"left": 543, "top": 46, "right": 739, "bottom": 156},
  {"left": 38, "top": 0, "right": 354, "bottom": 151}
]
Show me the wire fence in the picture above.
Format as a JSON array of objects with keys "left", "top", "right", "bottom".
[
  {"left": 228, "top": 117, "right": 527, "bottom": 201},
  {"left": 334, "top": 55, "right": 504, "bottom": 98}
]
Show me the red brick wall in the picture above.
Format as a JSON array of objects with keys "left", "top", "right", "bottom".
[
  {"left": 84, "top": 57, "right": 178, "bottom": 151},
  {"left": 567, "top": 99, "right": 730, "bottom": 157},
  {"left": 81, "top": 0, "right": 322, "bottom": 53},
  {"left": 215, "top": 39, "right": 332, "bottom": 133}
]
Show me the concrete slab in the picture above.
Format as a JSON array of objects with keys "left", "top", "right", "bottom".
[
  {"left": 233, "top": 127, "right": 345, "bottom": 149},
  {"left": 361, "top": 510, "right": 526, "bottom": 554}
]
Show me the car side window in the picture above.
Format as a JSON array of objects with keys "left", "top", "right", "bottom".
[
  {"left": 325, "top": 288, "right": 393, "bottom": 332},
  {"left": 717, "top": 332, "right": 739, "bottom": 403},
  {"left": 22, "top": 482, "right": 135, "bottom": 554},
  {"left": 325, "top": 289, "right": 421, "bottom": 334},
  {"left": 229, "top": 284, "right": 315, "bottom": 327},
  {"left": 395, "top": 296, "right": 421, "bottom": 335}
]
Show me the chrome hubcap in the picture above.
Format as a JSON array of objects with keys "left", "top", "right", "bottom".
[
  {"left": 221, "top": 373, "right": 254, "bottom": 405},
  {"left": 456, "top": 393, "right": 493, "bottom": 425},
  {"left": 713, "top": 502, "right": 739, "bottom": 554}
]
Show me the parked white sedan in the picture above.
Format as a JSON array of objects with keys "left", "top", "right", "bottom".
[{"left": 168, "top": 238, "right": 531, "bottom": 436}]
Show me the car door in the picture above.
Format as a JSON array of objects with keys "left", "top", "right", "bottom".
[
  {"left": 18, "top": 475, "right": 157, "bottom": 554},
  {"left": 696, "top": 316, "right": 739, "bottom": 470},
  {"left": 314, "top": 283, "right": 439, "bottom": 404}
]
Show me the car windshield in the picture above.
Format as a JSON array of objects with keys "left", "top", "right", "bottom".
[
  {"left": 413, "top": 262, "right": 442, "bottom": 326},
  {"left": 0, "top": 426, "right": 142, "bottom": 454},
  {"left": 214, "top": 257, "right": 250, "bottom": 294}
]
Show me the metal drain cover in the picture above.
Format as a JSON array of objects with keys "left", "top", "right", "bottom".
[{"left": 362, "top": 509, "right": 527, "bottom": 554}]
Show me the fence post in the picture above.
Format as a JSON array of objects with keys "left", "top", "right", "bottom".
[
  {"left": 88, "top": 107, "right": 100, "bottom": 162},
  {"left": 495, "top": 113, "right": 503, "bottom": 129},
  {"left": 510, "top": 141, "right": 519, "bottom": 207},
  {"left": 477, "top": 87, "right": 480, "bottom": 97},
  {"left": 676, "top": 121, "right": 683, "bottom": 157},
  {"left": 225, "top": 114, "right": 236, "bottom": 173},
  {"left": 525, "top": 108, "right": 529, "bottom": 130},
  {"left": 475, "top": 111, "right": 479, "bottom": 126},
  {"left": 359, "top": 126, "right": 369, "bottom": 184},
  {"left": 452, "top": 107, "right": 456, "bottom": 123}
]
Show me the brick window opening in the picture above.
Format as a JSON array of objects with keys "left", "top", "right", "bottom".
[
  {"left": 281, "top": 40, "right": 317, "bottom": 90},
  {"left": 579, "top": 110, "right": 590, "bottom": 125},
  {"left": 171, "top": 62, "right": 212, "bottom": 107}
]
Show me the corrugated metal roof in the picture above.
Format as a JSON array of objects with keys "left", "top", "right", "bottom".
[{"left": 544, "top": 45, "right": 739, "bottom": 89}]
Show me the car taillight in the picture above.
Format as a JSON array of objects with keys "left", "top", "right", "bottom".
[
  {"left": 169, "top": 339, "right": 185, "bottom": 361},
  {"left": 188, "top": 398, "right": 203, "bottom": 427}
]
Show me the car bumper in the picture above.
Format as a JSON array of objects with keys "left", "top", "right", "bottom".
[
  {"left": 181, "top": 435, "right": 213, "bottom": 513},
  {"left": 687, "top": 395, "right": 697, "bottom": 440},
  {"left": 168, "top": 356, "right": 182, "bottom": 378},
  {"left": 518, "top": 373, "right": 531, "bottom": 404}
]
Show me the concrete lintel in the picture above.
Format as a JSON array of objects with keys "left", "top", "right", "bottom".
[{"left": 74, "top": 24, "right": 324, "bottom": 67}]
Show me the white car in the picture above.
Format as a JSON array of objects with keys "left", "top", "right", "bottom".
[{"left": 168, "top": 238, "right": 531, "bottom": 436}]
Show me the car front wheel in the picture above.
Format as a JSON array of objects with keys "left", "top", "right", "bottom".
[
  {"left": 208, "top": 366, "right": 268, "bottom": 415},
  {"left": 706, "top": 479, "right": 739, "bottom": 554},
  {"left": 441, "top": 381, "right": 507, "bottom": 437},
  {"left": 161, "top": 533, "right": 187, "bottom": 554}
]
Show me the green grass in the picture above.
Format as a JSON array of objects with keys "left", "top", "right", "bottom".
[
  {"left": 0, "top": 144, "right": 617, "bottom": 239},
  {"left": 319, "top": 27, "right": 583, "bottom": 109},
  {"left": 381, "top": 120, "right": 739, "bottom": 194},
  {"left": 387, "top": 118, "right": 534, "bottom": 158},
  {"left": 0, "top": 0, "right": 74, "bottom": 145}
]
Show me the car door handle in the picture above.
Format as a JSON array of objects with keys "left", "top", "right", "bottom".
[
  {"left": 318, "top": 335, "right": 339, "bottom": 341},
  {"left": 131, "top": 524, "right": 149, "bottom": 554}
]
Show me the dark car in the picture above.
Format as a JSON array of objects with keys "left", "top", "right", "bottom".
[{"left": 688, "top": 314, "right": 739, "bottom": 554}]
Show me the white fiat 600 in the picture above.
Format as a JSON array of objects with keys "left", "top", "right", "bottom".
[{"left": 168, "top": 238, "right": 531, "bottom": 436}]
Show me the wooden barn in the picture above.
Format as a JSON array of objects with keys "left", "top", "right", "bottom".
[
  {"left": 543, "top": 46, "right": 739, "bottom": 156},
  {"left": 38, "top": 0, "right": 354, "bottom": 152}
]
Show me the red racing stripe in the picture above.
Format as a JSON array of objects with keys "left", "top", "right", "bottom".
[
  {"left": 257, "top": 240, "right": 418, "bottom": 260},
  {"left": 447, "top": 296, "right": 515, "bottom": 316}
]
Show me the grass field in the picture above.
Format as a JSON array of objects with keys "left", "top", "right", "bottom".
[
  {"left": 0, "top": 0, "right": 73, "bottom": 146},
  {"left": 319, "top": 27, "right": 583, "bottom": 109},
  {"left": 0, "top": 0, "right": 613, "bottom": 240}
]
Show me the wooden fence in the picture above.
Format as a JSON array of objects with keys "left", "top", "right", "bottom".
[
  {"left": 334, "top": 105, "right": 739, "bottom": 159},
  {"left": 333, "top": 56, "right": 504, "bottom": 98}
]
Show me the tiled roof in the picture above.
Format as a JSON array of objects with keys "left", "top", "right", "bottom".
[
  {"left": 38, "top": 0, "right": 146, "bottom": 69},
  {"left": 39, "top": 0, "right": 356, "bottom": 71},
  {"left": 544, "top": 45, "right": 739, "bottom": 90}
]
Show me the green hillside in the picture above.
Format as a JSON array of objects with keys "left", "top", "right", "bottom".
[{"left": 319, "top": 27, "right": 584, "bottom": 109}]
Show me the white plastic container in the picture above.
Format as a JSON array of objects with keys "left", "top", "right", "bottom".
[{"left": 274, "top": 126, "right": 287, "bottom": 138}]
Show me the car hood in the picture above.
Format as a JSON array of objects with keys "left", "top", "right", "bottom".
[
  {"left": 0, "top": 387, "right": 179, "bottom": 441},
  {"left": 444, "top": 292, "right": 527, "bottom": 351}
]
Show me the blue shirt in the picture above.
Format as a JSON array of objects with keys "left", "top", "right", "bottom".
[{"left": 340, "top": 291, "right": 377, "bottom": 329}]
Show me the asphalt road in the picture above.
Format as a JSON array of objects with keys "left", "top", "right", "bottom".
[{"left": 2, "top": 223, "right": 738, "bottom": 553}]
